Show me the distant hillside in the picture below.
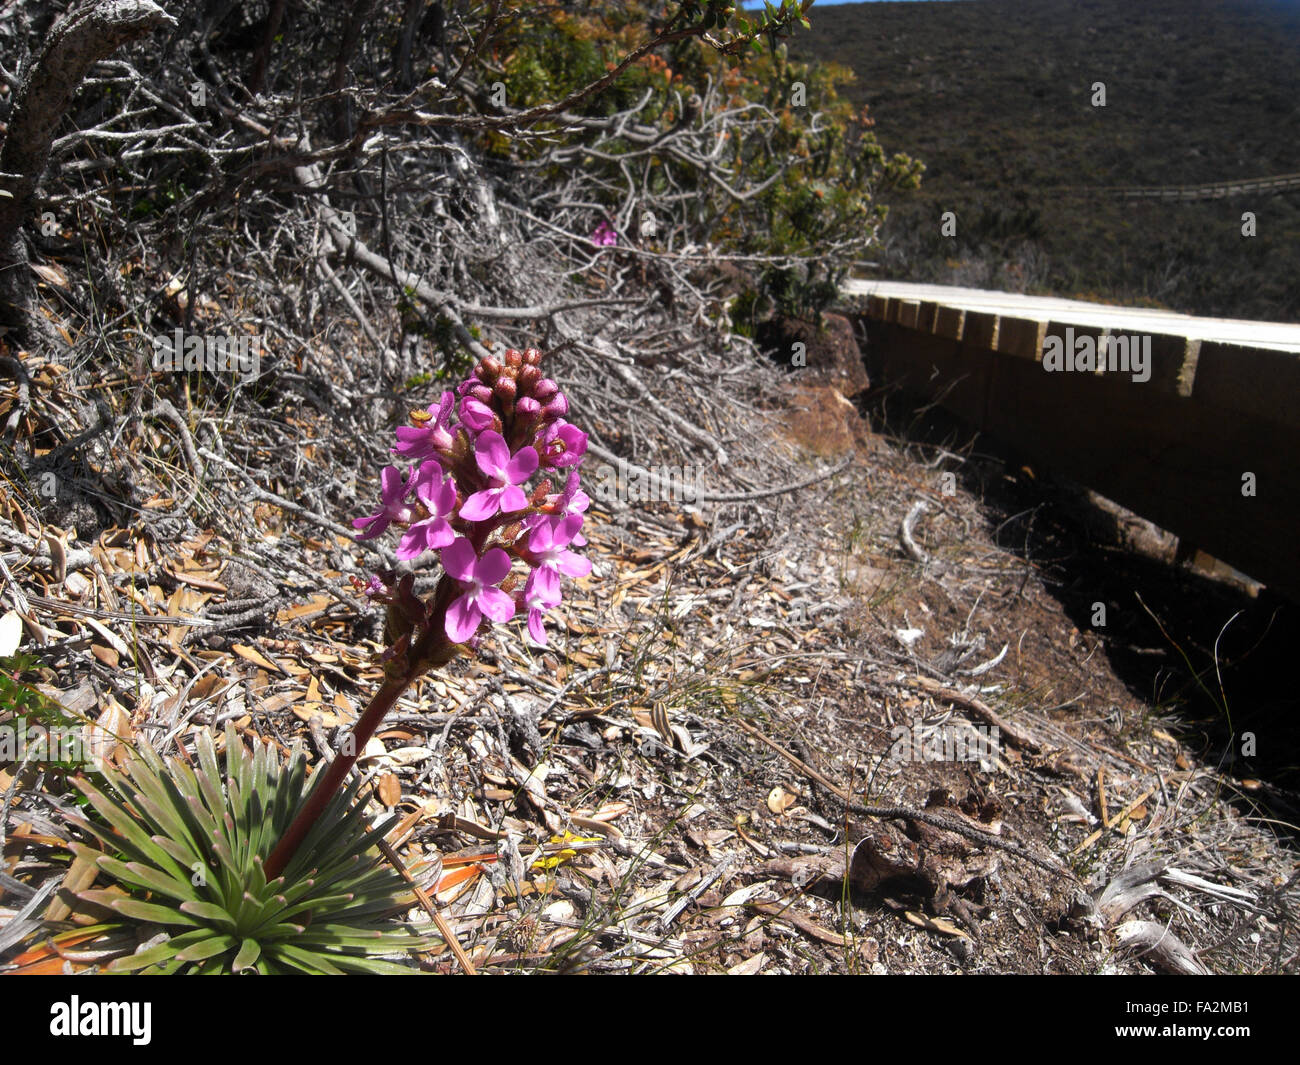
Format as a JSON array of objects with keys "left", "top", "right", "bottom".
[{"left": 788, "top": 0, "right": 1300, "bottom": 322}]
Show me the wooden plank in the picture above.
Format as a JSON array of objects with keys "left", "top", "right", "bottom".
[
  {"left": 964, "top": 311, "right": 998, "bottom": 350},
  {"left": 1135, "top": 332, "right": 1198, "bottom": 396},
  {"left": 1192, "top": 342, "right": 1300, "bottom": 428},
  {"left": 1042, "top": 320, "right": 1110, "bottom": 373},
  {"left": 933, "top": 305, "right": 965, "bottom": 341},
  {"left": 845, "top": 280, "right": 1300, "bottom": 354},
  {"left": 994, "top": 316, "right": 1045, "bottom": 360}
]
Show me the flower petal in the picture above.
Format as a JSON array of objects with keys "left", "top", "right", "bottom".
[
  {"left": 475, "top": 546, "right": 513, "bottom": 586},
  {"left": 497, "top": 484, "right": 529, "bottom": 513},
  {"left": 531, "top": 566, "right": 561, "bottom": 601},
  {"left": 527, "top": 609, "right": 549, "bottom": 645},
  {"left": 441, "top": 537, "right": 478, "bottom": 581},
  {"left": 559, "top": 550, "right": 592, "bottom": 579},
  {"left": 476, "top": 586, "right": 516, "bottom": 623},
  {"left": 459, "top": 489, "right": 500, "bottom": 522},
  {"left": 445, "top": 596, "right": 481, "bottom": 643},
  {"left": 506, "top": 446, "right": 539, "bottom": 483},
  {"left": 379, "top": 465, "right": 408, "bottom": 503},
  {"left": 474, "top": 431, "right": 510, "bottom": 478}
]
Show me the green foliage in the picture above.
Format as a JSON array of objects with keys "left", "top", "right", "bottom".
[
  {"left": 761, "top": 264, "right": 841, "bottom": 322},
  {"left": 1, "top": 652, "right": 66, "bottom": 728},
  {"left": 70, "top": 724, "right": 432, "bottom": 974},
  {"left": 1, "top": 653, "right": 87, "bottom": 780},
  {"left": 478, "top": 2, "right": 918, "bottom": 322}
]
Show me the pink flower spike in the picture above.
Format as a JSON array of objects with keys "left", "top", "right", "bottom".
[
  {"left": 460, "top": 432, "right": 539, "bottom": 521},
  {"left": 353, "top": 465, "right": 417, "bottom": 540},
  {"left": 396, "top": 462, "right": 458, "bottom": 560},
  {"left": 441, "top": 538, "right": 516, "bottom": 643}
]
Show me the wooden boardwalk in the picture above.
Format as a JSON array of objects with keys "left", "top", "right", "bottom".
[
  {"left": 842, "top": 280, "right": 1300, "bottom": 600},
  {"left": 1055, "top": 171, "right": 1300, "bottom": 202}
]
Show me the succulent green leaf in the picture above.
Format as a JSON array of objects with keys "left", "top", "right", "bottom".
[
  {"left": 231, "top": 938, "right": 262, "bottom": 972},
  {"left": 109, "top": 897, "right": 202, "bottom": 926},
  {"left": 96, "top": 856, "right": 195, "bottom": 903},
  {"left": 174, "top": 933, "right": 237, "bottom": 963},
  {"left": 177, "top": 899, "right": 238, "bottom": 928}
]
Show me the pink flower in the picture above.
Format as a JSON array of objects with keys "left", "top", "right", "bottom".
[
  {"left": 460, "top": 431, "right": 539, "bottom": 521},
  {"left": 526, "top": 512, "right": 591, "bottom": 598},
  {"left": 525, "top": 469, "right": 590, "bottom": 545},
  {"left": 521, "top": 568, "right": 562, "bottom": 645},
  {"left": 396, "top": 461, "right": 458, "bottom": 560},
  {"left": 442, "top": 537, "right": 515, "bottom": 643},
  {"left": 392, "top": 392, "right": 455, "bottom": 459},
  {"left": 353, "top": 466, "right": 417, "bottom": 539},
  {"left": 556, "top": 470, "right": 591, "bottom": 546},
  {"left": 459, "top": 395, "right": 497, "bottom": 433},
  {"left": 537, "top": 419, "right": 586, "bottom": 469},
  {"left": 591, "top": 221, "right": 618, "bottom": 247}
]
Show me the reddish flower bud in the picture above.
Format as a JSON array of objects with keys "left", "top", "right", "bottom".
[
  {"left": 518, "top": 365, "right": 542, "bottom": 391},
  {"left": 494, "top": 376, "right": 517, "bottom": 403},
  {"left": 478, "top": 356, "right": 502, "bottom": 382},
  {"left": 534, "top": 378, "right": 559, "bottom": 402},
  {"left": 506, "top": 348, "right": 523, "bottom": 367}
]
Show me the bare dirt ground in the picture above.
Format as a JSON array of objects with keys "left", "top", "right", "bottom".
[{"left": 2, "top": 306, "right": 1296, "bottom": 975}]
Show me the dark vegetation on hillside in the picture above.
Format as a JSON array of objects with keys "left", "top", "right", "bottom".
[{"left": 789, "top": 0, "right": 1300, "bottom": 321}]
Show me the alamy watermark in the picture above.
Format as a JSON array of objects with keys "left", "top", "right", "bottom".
[
  {"left": 888, "top": 718, "right": 1001, "bottom": 769},
  {"left": 49, "top": 996, "right": 151, "bottom": 1045},
  {"left": 0, "top": 716, "right": 88, "bottom": 764},
  {"left": 1042, "top": 327, "right": 1151, "bottom": 383},
  {"left": 151, "top": 329, "right": 262, "bottom": 381},
  {"left": 590, "top": 458, "right": 704, "bottom": 504}
]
